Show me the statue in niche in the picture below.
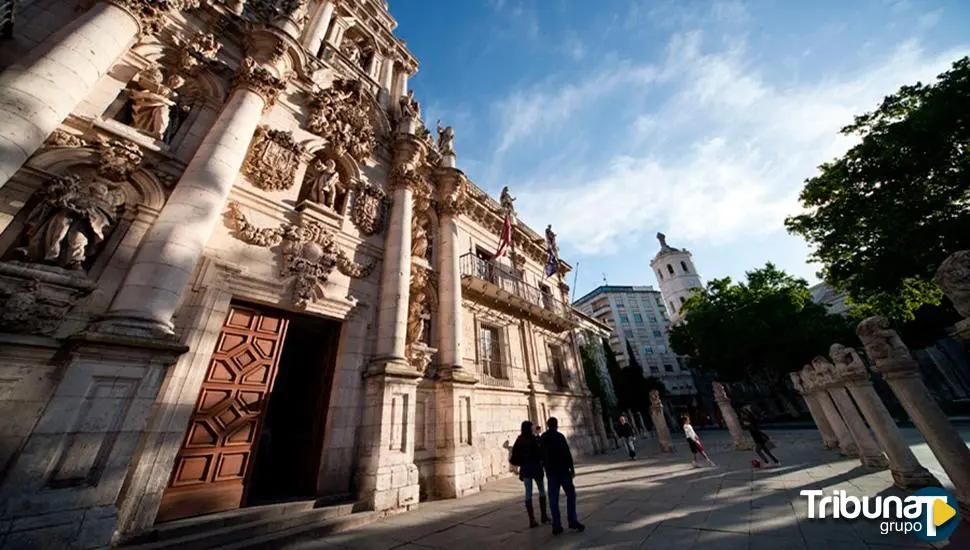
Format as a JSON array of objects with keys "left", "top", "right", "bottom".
[
  {"left": 435, "top": 120, "right": 455, "bottom": 156},
  {"left": 128, "top": 68, "right": 185, "bottom": 141},
  {"left": 305, "top": 158, "right": 345, "bottom": 212},
  {"left": 399, "top": 90, "right": 420, "bottom": 120},
  {"left": 341, "top": 39, "right": 362, "bottom": 66},
  {"left": 18, "top": 174, "right": 125, "bottom": 270},
  {"left": 411, "top": 214, "right": 430, "bottom": 259}
]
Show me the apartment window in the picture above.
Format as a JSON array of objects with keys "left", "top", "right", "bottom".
[
  {"left": 650, "top": 366, "right": 660, "bottom": 374},
  {"left": 681, "top": 260, "right": 690, "bottom": 273},
  {"left": 624, "top": 329, "right": 634, "bottom": 339},
  {"left": 653, "top": 329, "right": 662, "bottom": 337},
  {"left": 478, "top": 323, "right": 505, "bottom": 379},
  {"left": 648, "top": 315, "right": 657, "bottom": 323},
  {"left": 643, "top": 345, "right": 653, "bottom": 355},
  {"left": 619, "top": 314, "right": 629, "bottom": 324},
  {"left": 667, "top": 264, "right": 674, "bottom": 275},
  {"left": 633, "top": 313, "right": 643, "bottom": 323},
  {"left": 664, "top": 364, "right": 674, "bottom": 373}
]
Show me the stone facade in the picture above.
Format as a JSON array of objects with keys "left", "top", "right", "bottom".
[{"left": 0, "top": 1, "right": 600, "bottom": 548}]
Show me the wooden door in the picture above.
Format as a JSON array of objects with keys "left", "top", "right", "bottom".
[{"left": 156, "top": 306, "right": 289, "bottom": 523}]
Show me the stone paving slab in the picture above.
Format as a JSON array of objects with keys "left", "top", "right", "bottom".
[{"left": 283, "top": 428, "right": 970, "bottom": 549}]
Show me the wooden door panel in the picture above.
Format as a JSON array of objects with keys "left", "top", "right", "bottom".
[{"left": 157, "top": 305, "right": 288, "bottom": 523}]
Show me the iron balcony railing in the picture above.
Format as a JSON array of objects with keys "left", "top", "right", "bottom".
[
  {"left": 459, "top": 254, "right": 569, "bottom": 317},
  {"left": 0, "top": 0, "right": 15, "bottom": 39}
]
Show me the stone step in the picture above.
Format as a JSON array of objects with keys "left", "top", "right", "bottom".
[
  {"left": 212, "top": 510, "right": 379, "bottom": 549},
  {"left": 124, "top": 500, "right": 364, "bottom": 550}
]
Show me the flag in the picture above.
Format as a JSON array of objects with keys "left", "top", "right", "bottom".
[
  {"left": 544, "top": 240, "right": 559, "bottom": 277},
  {"left": 492, "top": 214, "right": 513, "bottom": 260}
]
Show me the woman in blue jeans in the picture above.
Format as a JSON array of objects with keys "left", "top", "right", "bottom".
[{"left": 510, "top": 420, "right": 550, "bottom": 527}]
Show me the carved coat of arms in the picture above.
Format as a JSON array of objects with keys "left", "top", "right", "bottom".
[
  {"left": 351, "top": 180, "right": 387, "bottom": 235},
  {"left": 244, "top": 126, "right": 306, "bottom": 192}
]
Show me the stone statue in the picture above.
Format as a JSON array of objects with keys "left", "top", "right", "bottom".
[
  {"left": 406, "top": 298, "right": 426, "bottom": 346},
  {"left": 306, "top": 158, "right": 340, "bottom": 208},
  {"left": 435, "top": 120, "right": 455, "bottom": 156},
  {"left": 18, "top": 174, "right": 125, "bottom": 270},
  {"left": 341, "top": 39, "right": 362, "bottom": 66},
  {"left": 830, "top": 343, "right": 868, "bottom": 379},
  {"left": 657, "top": 232, "right": 668, "bottom": 248},
  {"left": 856, "top": 316, "right": 913, "bottom": 363},
  {"left": 500, "top": 186, "right": 515, "bottom": 215},
  {"left": 129, "top": 69, "right": 185, "bottom": 140},
  {"left": 399, "top": 89, "right": 420, "bottom": 119},
  {"left": 649, "top": 390, "right": 662, "bottom": 408},
  {"left": 789, "top": 372, "right": 804, "bottom": 393},
  {"left": 934, "top": 250, "right": 970, "bottom": 319},
  {"left": 712, "top": 381, "right": 729, "bottom": 402},
  {"left": 411, "top": 214, "right": 429, "bottom": 259},
  {"left": 810, "top": 356, "right": 838, "bottom": 387},
  {"left": 545, "top": 224, "right": 559, "bottom": 255},
  {"left": 175, "top": 31, "right": 220, "bottom": 73}
]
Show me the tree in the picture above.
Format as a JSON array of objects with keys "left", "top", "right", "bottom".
[
  {"left": 579, "top": 337, "right": 617, "bottom": 417},
  {"left": 668, "top": 263, "right": 855, "bottom": 387},
  {"left": 601, "top": 338, "right": 627, "bottom": 413},
  {"left": 785, "top": 57, "right": 970, "bottom": 322},
  {"left": 623, "top": 340, "right": 652, "bottom": 414}
]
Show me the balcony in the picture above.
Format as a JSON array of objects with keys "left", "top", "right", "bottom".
[{"left": 460, "top": 254, "right": 577, "bottom": 332}]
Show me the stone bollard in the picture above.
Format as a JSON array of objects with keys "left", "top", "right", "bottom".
[
  {"left": 790, "top": 371, "right": 840, "bottom": 449},
  {"left": 649, "top": 391, "right": 674, "bottom": 452},
  {"left": 811, "top": 356, "right": 889, "bottom": 469},
  {"left": 857, "top": 316, "right": 970, "bottom": 516},
  {"left": 830, "top": 344, "right": 940, "bottom": 489},
  {"left": 801, "top": 365, "right": 859, "bottom": 457},
  {"left": 712, "top": 382, "right": 752, "bottom": 450}
]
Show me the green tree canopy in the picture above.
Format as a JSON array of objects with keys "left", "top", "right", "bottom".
[
  {"left": 579, "top": 336, "right": 617, "bottom": 417},
  {"left": 601, "top": 337, "right": 627, "bottom": 414},
  {"left": 668, "top": 263, "right": 855, "bottom": 384},
  {"left": 785, "top": 56, "right": 970, "bottom": 322}
]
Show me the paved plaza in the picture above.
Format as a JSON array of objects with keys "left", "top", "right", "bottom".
[{"left": 284, "top": 427, "right": 970, "bottom": 550}]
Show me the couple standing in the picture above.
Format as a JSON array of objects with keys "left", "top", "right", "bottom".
[{"left": 509, "top": 417, "right": 585, "bottom": 536}]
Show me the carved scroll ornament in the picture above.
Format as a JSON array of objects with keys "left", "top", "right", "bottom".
[
  {"left": 243, "top": 126, "right": 306, "bottom": 192},
  {"left": 173, "top": 31, "right": 221, "bottom": 74},
  {"left": 226, "top": 202, "right": 374, "bottom": 308},
  {"left": 306, "top": 80, "right": 376, "bottom": 163}
]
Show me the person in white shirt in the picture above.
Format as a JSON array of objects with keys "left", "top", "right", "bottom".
[{"left": 682, "top": 414, "right": 716, "bottom": 468}]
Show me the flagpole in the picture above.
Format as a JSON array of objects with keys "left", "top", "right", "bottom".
[{"left": 571, "top": 261, "right": 579, "bottom": 304}]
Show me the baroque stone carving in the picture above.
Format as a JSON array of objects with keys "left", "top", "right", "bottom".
[
  {"left": 934, "top": 250, "right": 970, "bottom": 319},
  {"left": 440, "top": 172, "right": 468, "bottom": 215},
  {"left": 129, "top": 68, "right": 185, "bottom": 140},
  {"left": 17, "top": 174, "right": 126, "bottom": 270},
  {"left": 789, "top": 372, "right": 804, "bottom": 394},
  {"left": 435, "top": 120, "right": 455, "bottom": 156},
  {"left": 225, "top": 202, "right": 373, "bottom": 308},
  {"left": 304, "top": 158, "right": 346, "bottom": 212},
  {"left": 243, "top": 126, "right": 306, "bottom": 191},
  {"left": 108, "top": 0, "right": 202, "bottom": 37},
  {"left": 712, "top": 381, "right": 728, "bottom": 402},
  {"left": 411, "top": 212, "right": 430, "bottom": 260},
  {"left": 98, "top": 138, "right": 144, "bottom": 182},
  {"left": 245, "top": 0, "right": 307, "bottom": 23},
  {"left": 235, "top": 57, "right": 288, "bottom": 106},
  {"left": 45, "top": 130, "right": 88, "bottom": 149},
  {"left": 351, "top": 180, "right": 386, "bottom": 235},
  {"left": 399, "top": 90, "right": 420, "bottom": 120},
  {"left": 306, "top": 80, "right": 376, "bottom": 163},
  {"left": 856, "top": 316, "right": 913, "bottom": 363},
  {"left": 649, "top": 389, "right": 662, "bottom": 408},
  {"left": 500, "top": 185, "right": 515, "bottom": 217},
  {"left": 810, "top": 356, "right": 839, "bottom": 387},
  {"left": 406, "top": 265, "right": 430, "bottom": 349},
  {"left": 0, "top": 264, "right": 96, "bottom": 337},
  {"left": 173, "top": 31, "right": 221, "bottom": 73},
  {"left": 830, "top": 343, "right": 868, "bottom": 381}
]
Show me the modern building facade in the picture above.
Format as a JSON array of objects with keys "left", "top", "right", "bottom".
[
  {"left": 809, "top": 282, "right": 853, "bottom": 316},
  {"left": 573, "top": 286, "right": 697, "bottom": 402},
  {"left": 650, "top": 233, "right": 703, "bottom": 324},
  {"left": 0, "top": 1, "right": 602, "bottom": 547}
]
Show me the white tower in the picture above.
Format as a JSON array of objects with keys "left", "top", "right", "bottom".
[{"left": 650, "top": 233, "right": 703, "bottom": 324}]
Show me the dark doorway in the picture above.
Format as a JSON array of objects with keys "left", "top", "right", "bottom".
[{"left": 245, "top": 311, "right": 341, "bottom": 505}]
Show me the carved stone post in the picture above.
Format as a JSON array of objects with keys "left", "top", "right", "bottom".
[
  {"left": 790, "top": 372, "right": 839, "bottom": 449},
  {"left": 801, "top": 365, "right": 858, "bottom": 457},
  {"left": 97, "top": 59, "right": 286, "bottom": 338},
  {"left": 712, "top": 382, "right": 752, "bottom": 450},
  {"left": 857, "top": 316, "right": 970, "bottom": 515},
  {"left": 0, "top": 0, "right": 189, "bottom": 190},
  {"left": 812, "top": 356, "right": 888, "bottom": 468},
  {"left": 935, "top": 250, "right": 970, "bottom": 342},
  {"left": 649, "top": 391, "right": 674, "bottom": 452},
  {"left": 830, "top": 344, "right": 940, "bottom": 488}
]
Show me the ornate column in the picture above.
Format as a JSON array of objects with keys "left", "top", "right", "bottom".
[
  {"left": 857, "top": 316, "right": 970, "bottom": 515},
  {"left": 649, "top": 391, "right": 674, "bottom": 452},
  {"left": 812, "top": 357, "right": 888, "bottom": 468},
  {"left": 712, "top": 382, "right": 752, "bottom": 450},
  {"left": 801, "top": 365, "right": 858, "bottom": 457},
  {"left": 355, "top": 125, "right": 426, "bottom": 513},
  {"left": 96, "top": 58, "right": 286, "bottom": 338},
  {"left": 305, "top": 0, "right": 337, "bottom": 55},
  {"left": 0, "top": 0, "right": 192, "bottom": 190},
  {"left": 830, "top": 344, "right": 940, "bottom": 488},
  {"left": 790, "top": 372, "right": 839, "bottom": 449}
]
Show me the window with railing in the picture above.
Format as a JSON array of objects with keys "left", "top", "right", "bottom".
[
  {"left": 478, "top": 323, "right": 505, "bottom": 379},
  {"left": 547, "top": 344, "right": 567, "bottom": 389}
]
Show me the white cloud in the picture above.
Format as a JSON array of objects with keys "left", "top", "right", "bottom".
[{"left": 497, "top": 35, "right": 968, "bottom": 256}]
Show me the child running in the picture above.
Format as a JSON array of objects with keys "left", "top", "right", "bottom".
[{"left": 682, "top": 414, "right": 716, "bottom": 468}]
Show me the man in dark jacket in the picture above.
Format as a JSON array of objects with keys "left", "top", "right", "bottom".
[
  {"left": 617, "top": 415, "right": 636, "bottom": 459},
  {"left": 540, "top": 417, "right": 585, "bottom": 535}
]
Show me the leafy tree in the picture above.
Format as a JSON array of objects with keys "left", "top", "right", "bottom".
[
  {"left": 601, "top": 338, "right": 628, "bottom": 413},
  {"left": 623, "top": 340, "right": 652, "bottom": 414},
  {"left": 785, "top": 57, "right": 970, "bottom": 322},
  {"left": 669, "top": 263, "right": 855, "bottom": 387},
  {"left": 579, "top": 338, "right": 617, "bottom": 417}
]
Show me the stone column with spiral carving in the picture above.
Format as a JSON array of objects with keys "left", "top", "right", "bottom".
[
  {"left": 857, "top": 316, "right": 970, "bottom": 516},
  {"left": 650, "top": 391, "right": 674, "bottom": 452},
  {"left": 801, "top": 364, "right": 859, "bottom": 457},
  {"left": 830, "top": 344, "right": 940, "bottom": 488},
  {"left": 812, "top": 356, "right": 888, "bottom": 468},
  {"left": 96, "top": 58, "right": 287, "bottom": 338},
  {"left": 713, "top": 382, "right": 752, "bottom": 451},
  {"left": 0, "top": 0, "right": 197, "bottom": 190},
  {"left": 790, "top": 371, "right": 839, "bottom": 450}
]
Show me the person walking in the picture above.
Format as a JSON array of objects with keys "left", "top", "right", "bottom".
[
  {"left": 540, "top": 417, "right": 585, "bottom": 535},
  {"left": 743, "top": 415, "right": 780, "bottom": 467},
  {"left": 510, "top": 420, "right": 551, "bottom": 527},
  {"left": 682, "top": 414, "right": 716, "bottom": 468},
  {"left": 617, "top": 415, "right": 636, "bottom": 459}
]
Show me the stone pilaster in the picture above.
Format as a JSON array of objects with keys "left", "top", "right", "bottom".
[
  {"left": 649, "top": 391, "right": 673, "bottom": 452},
  {"left": 801, "top": 365, "right": 859, "bottom": 457},
  {"left": 712, "top": 382, "right": 752, "bottom": 451},
  {"left": 812, "top": 357, "right": 888, "bottom": 468},
  {"left": 95, "top": 58, "right": 286, "bottom": 339},
  {"left": 305, "top": 0, "right": 337, "bottom": 55},
  {"left": 790, "top": 372, "right": 839, "bottom": 449},
  {"left": 830, "top": 344, "right": 940, "bottom": 489},
  {"left": 858, "top": 316, "right": 970, "bottom": 516}
]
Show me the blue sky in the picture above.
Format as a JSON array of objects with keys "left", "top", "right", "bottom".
[{"left": 390, "top": 0, "right": 970, "bottom": 299}]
